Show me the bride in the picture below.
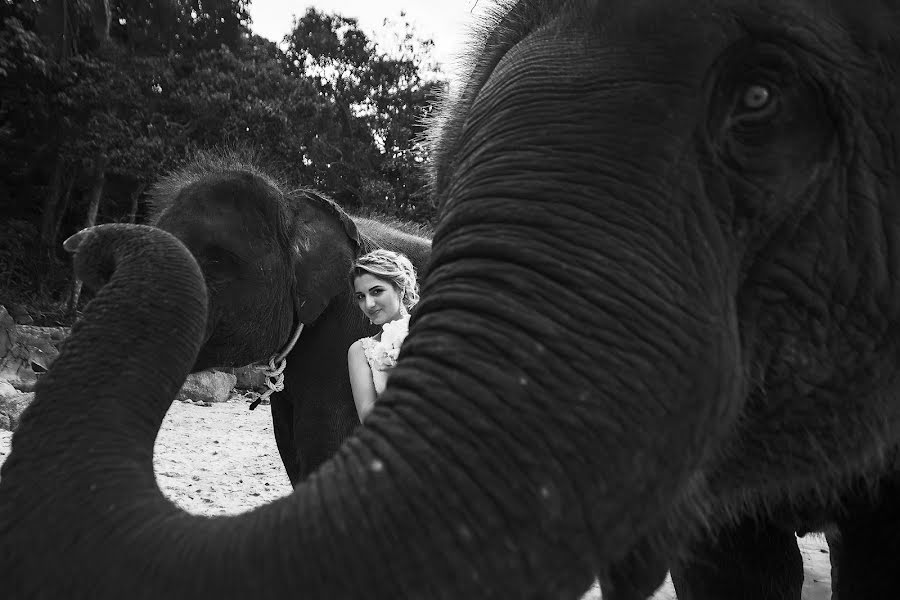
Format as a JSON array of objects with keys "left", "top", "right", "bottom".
[{"left": 347, "top": 249, "right": 420, "bottom": 423}]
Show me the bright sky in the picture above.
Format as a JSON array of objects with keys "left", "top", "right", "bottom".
[{"left": 248, "top": 0, "right": 487, "bottom": 82}]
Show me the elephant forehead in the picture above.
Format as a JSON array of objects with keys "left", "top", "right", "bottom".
[
  {"left": 161, "top": 201, "right": 283, "bottom": 256},
  {"left": 152, "top": 167, "right": 288, "bottom": 240},
  {"left": 428, "top": 0, "right": 874, "bottom": 198}
]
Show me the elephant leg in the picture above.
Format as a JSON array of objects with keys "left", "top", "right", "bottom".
[
  {"left": 825, "top": 528, "right": 843, "bottom": 600},
  {"left": 270, "top": 393, "right": 301, "bottom": 487},
  {"left": 294, "top": 392, "right": 359, "bottom": 479},
  {"left": 830, "top": 474, "right": 900, "bottom": 599},
  {"left": 671, "top": 517, "right": 803, "bottom": 600},
  {"left": 273, "top": 387, "right": 354, "bottom": 486},
  {"left": 597, "top": 538, "right": 670, "bottom": 600}
]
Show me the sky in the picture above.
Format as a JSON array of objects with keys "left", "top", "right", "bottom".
[{"left": 248, "top": 1, "right": 488, "bottom": 81}]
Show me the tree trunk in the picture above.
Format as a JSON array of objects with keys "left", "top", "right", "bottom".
[
  {"left": 37, "top": 158, "right": 66, "bottom": 297},
  {"left": 62, "top": 0, "right": 73, "bottom": 61},
  {"left": 40, "top": 159, "right": 64, "bottom": 246},
  {"left": 53, "top": 175, "right": 76, "bottom": 248},
  {"left": 126, "top": 183, "right": 146, "bottom": 224},
  {"left": 83, "top": 156, "right": 108, "bottom": 227},
  {"left": 36, "top": 0, "right": 112, "bottom": 61},
  {"left": 90, "top": 0, "right": 111, "bottom": 46},
  {"left": 156, "top": 0, "right": 175, "bottom": 49},
  {"left": 68, "top": 155, "right": 109, "bottom": 316}
]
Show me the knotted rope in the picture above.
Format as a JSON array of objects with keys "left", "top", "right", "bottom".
[{"left": 249, "top": 321, "right": 304, "bottom": 410}]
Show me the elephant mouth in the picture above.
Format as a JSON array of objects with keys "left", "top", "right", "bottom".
[
  {"left": 190, "top": 350, "right": 220, "bottom": 373},
  {"left": 188, "top": 325, "right": 233, "bottom": 372}
]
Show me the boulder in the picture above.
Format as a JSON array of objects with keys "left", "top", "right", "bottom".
[
  {"left": 0, "top": 309, "right": 31, "bottom": 391},
  {"left": 0, "top": 380, "right": 18, "bottom": 400},
  {"left": 0, "top": 324, "right": 62, "bottom": 392},
  {"left": 9, "top": 303, "right": 33, "bottom": 325},
  {"left": 175, "top": 370, "right": 237, "bottom": 404},
  {"left": 17, "top": 324, "right": 69, "bottom": 345},
  {"left": 0, "top": 322, "right": 63, "bottom": 392},
  {"left": 0, "top": 314, "right": 66, "bottom": 430},
  {"left": 14, "top": 327, "right": 61, "bottom": 373},
  {"left": 0, "top": 305, "right": 15, "bottom": 357},
  {"left": 0, "top": 391, "right": 35, "bottom": 431},
  {"left": 223, "top": 364, "right": 268, "bottom": 391}
]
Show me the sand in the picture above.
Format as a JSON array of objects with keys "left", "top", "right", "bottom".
[{"left": 0, "top": 399, "right": 832, "bottom": 598}]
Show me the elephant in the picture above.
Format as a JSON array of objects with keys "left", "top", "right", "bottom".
[
  {"left": 4, "top": 1, "right": 900, "bottom": 598},
  {"left": 147, "top": 153, "right": 431, "bottom": 486}
]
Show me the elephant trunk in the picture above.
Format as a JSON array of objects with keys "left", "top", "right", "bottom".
[{"left": 0, "top": 224, "right": 210, "bottom": 595}]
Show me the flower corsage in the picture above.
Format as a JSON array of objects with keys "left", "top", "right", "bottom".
[{"left": 370, "top": 316, "right": 410, "bottom": 371}]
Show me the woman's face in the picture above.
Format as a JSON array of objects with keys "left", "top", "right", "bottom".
[{"left": 354, "top": 273, "right": 403, "bottom": 326}]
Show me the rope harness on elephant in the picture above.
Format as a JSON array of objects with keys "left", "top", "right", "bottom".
[{"left": 248, "top": 321, "right": 304, "bottom": 410}]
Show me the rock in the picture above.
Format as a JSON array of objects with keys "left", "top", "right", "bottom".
[
  {"left": 0, "top": 342, "right": 34, "bottom": 392},
  {"left": 0, "top": 306, "right": 16, "bottom": 358},
  {"left": 14, "top": 327, "right": 62, "bottom": 372},
  {"left": 0, "top": 321, "right": 68, "bottom": 395},
  {"left": 0, "top": 381, "right": 17, "bottom": 399},
  {"left": 0, "top": 391, "right": 35, "bottom": 431},
  {"left": 0, "top": 323, "right": 64, "bottom": 392},
  {"left": 221, "top": 364, "right": 268, "bottom": 391},
  {"left": 176, "top": 370, "right": 237, "bottom": 404},
  {"left": 16, "top": 325, "right": 69, "bottom": 344},
  {"left": 9, "top": 304, "right": 33, "bottom": 325}
]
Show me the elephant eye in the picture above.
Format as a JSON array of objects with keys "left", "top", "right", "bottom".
[
  {"left": 742, "top": 84, "right": 771, "bottom": 110},
  {"left": 732, "top": 82, "right": 779, "bottom": 122},
  {"left": 203, "top": 245, "right": 242, "bottom": 268}
]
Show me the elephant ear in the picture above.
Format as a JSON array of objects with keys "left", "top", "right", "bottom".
[{"left": 289, "top": 188, "right": 361, "bottom": 325}]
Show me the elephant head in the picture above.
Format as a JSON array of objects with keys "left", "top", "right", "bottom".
[
  {"left": 148, "top": 153, "right": 360, "bottom": 370},
  {"left": 4, "top": 1, "right": 900, "bottom": 598}
]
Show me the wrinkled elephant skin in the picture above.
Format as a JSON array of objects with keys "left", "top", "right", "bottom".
[{"left": 3, "top": 2, "right": 900, "bottom": 599}]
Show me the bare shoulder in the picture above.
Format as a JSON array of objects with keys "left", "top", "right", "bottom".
[{"left": 348, "top": 339, "right": 365, "bottom": 360}]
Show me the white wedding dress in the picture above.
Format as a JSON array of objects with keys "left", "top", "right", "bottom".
[
  {"left": 357, "top": 315, "right": 410, "bottom": 396},
  {"left": 360, "top": 337, "right": 390, "bottom": 396}
]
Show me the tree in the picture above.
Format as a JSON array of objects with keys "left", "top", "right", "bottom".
[
  {"left": 284, "top": 8, "right": 443, "bottom": 221},
  {"left": 0, "top": 1, "right": 54, "bottom": 190},
  {"left": 110, "top": 0, "right": 251, "bottom": 55},
  {"left": 110, "top": 0, "right": 182, "bottom": 53},
  {"left": 0, "top": 0, "right": 260, "bottom": 317},
  {"left": 34, "top": 0, "right": 111, "bottom": 62}
]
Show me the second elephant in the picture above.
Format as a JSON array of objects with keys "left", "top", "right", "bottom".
[{"left": 150, "top": 155, "right": 431, "bottom": 485}]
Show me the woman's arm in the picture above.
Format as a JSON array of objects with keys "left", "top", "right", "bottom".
[{"left": 348, "top": 340, "right": 377, "bottom": 423}]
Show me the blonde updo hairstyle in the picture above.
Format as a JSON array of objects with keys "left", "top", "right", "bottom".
[{"left": 350, "top": 249, "right": 420, "bottom": 312}]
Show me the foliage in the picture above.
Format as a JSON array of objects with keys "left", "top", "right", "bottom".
[
  {"left": 285, "top": 8, "right": 442, "bottom": 221},
  {"left": 110, "top": 0, "right": 251, "bottom": 55},
  {"left": 0, "top": 1, "right": 444, "bottom": 323},
  {"left": 0, "top": 1, "right": 53, "bottom": 188}
]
